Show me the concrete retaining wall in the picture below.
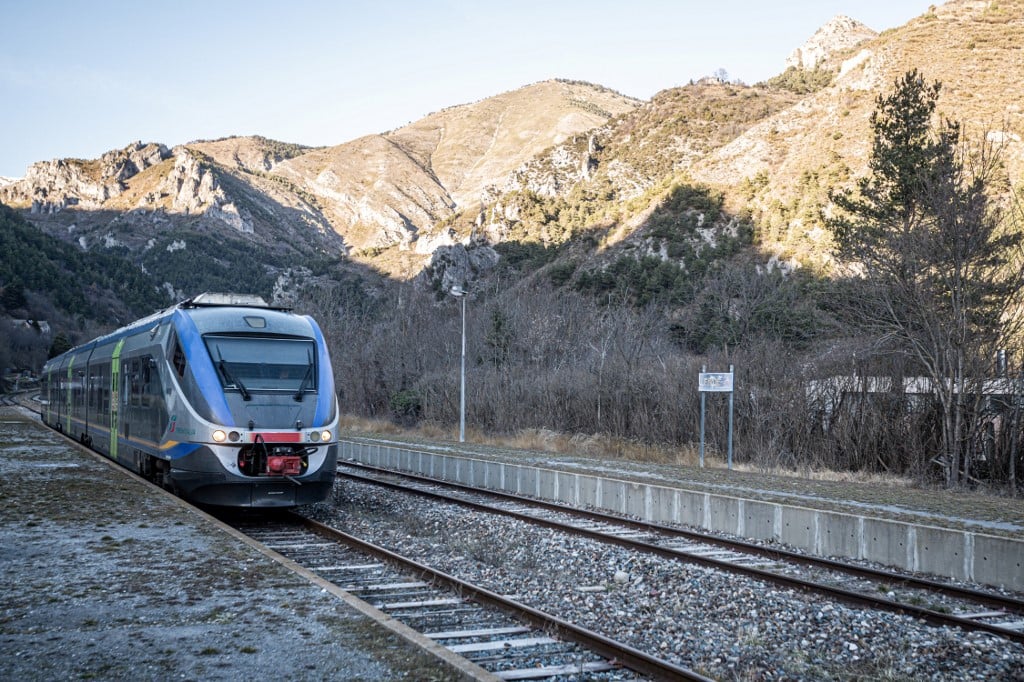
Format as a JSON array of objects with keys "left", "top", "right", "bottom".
[{"left": 340, "top": 440, "right": 1024, "bottom": 591}]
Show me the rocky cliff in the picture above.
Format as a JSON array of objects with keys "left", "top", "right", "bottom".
[
  {"left": 0, "top": 141, "right": 170, "bottom": 214},
  {"left": 785, "top": 15, "right": 877, "bottom": 71}
]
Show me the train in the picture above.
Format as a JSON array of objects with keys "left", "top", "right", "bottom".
[{"left": 40, "top": 292, "right": 339, "bottom": 507}]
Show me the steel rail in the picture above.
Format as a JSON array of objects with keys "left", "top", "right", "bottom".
[
  {"left": 337, "top": 462, "right": 1024, "bottom": 645},
  {"left": 292, "top": 512, "right": 713, "bottom": 682},
  {"left": 339, "top": 460, "right": 1024, "bottom": 610}
]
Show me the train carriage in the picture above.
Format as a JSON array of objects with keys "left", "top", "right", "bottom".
[{"left": 41, "top": 293, "right": 339, "bottom": 507}]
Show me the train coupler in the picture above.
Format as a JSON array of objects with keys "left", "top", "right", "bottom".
[{"left": 267, "top": 455, "right": 302, "bottom": 476}]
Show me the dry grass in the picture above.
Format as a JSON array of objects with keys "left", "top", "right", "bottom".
[
  {"left": 492, "top": 428, "right": 692, "bottom": 465},
  {"left": 337, "top": 414, "right": 919, "bottom": 486},
  {"left": 336, "top": 414, "right": 407, "bottom": 435},
  {"left": 728, "top": 460, "right": 916, "bottom": 486}
]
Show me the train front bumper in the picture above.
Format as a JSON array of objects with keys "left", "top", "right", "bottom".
[{"left": 170, "top": 443, "right": 338, "bottom": 507}]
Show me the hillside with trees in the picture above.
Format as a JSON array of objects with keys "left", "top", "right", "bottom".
[
  {"left": 300, "top": 66, "right": 1024, "bottom": 493},
  {"left": 0, "top": 204, "right": 170, "bottom": 370}
]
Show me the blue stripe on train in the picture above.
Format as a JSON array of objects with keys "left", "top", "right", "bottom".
[{"left": 308, "top": 316, "right": 334, "bottom": 427}]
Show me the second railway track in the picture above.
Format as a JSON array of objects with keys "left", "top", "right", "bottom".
[{"left": 331, "top": 461, "right": 1024, "bottom": 646}]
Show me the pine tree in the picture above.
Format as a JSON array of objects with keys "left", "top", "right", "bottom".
[{"left": 829, "top": 70, "right": 1024, "bottom": 487}]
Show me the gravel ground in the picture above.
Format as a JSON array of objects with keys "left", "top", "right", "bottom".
[
  {"left": 307, "top": 479, "right": 1024, "bottom": 681},
  {"left": 0, "top": 409, "right": 463, "bottom": 682}
]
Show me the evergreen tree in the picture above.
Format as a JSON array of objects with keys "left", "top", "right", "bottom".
[
  {"left": 48, "top": 332, "right": 73, "bottom": 359},
  {"left": 829, "top": 70, "right": 1024, "bottom": 487},
  {"left": 1, "top": 280, "right": 27, "bottom": 311}
]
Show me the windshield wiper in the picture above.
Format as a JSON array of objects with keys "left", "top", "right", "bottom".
[
  {"left": 294, "top": 352, "right": 314, "bottom": 402},
  {"left": 217, "top": 350, "right": 251, "bottom": 401}
]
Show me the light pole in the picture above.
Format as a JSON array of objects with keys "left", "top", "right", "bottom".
[{"left": 450, "top": 285, "right": 467, "bottom": 442}]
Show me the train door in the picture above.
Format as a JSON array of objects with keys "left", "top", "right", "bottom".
[
  {"left": 110, "top": 339, "right": 125, "bottom": 460},
  {"left": 124, "top": 357, "right": 137, "bottom": 442},
  {"left": 51, "top": 358, "right": 66, "bottom": 430},
  {"left": 83, "top": 363, "right": 91, "bottom": 441},
  {"left": 65, "top": 356, "right": 74, "bottom": 434},
  {"left": 85, "top": 351, "right": 101, "bottom": 447},
  {"left": 44, "top": 365, "right": 54, "bottom": 425}
]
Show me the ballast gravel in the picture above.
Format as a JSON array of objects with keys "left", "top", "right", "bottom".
[{"left": 307, "top": 480, "right": 1024, "bottom": 681}]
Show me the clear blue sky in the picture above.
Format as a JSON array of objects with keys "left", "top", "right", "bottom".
[{"left": 0, "top": 0, "right": 931, "bottom": 179}]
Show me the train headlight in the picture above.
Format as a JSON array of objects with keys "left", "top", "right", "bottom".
[
  {"left": 309, "top": 431, "right": 321, "bottom": 442},
  {"left": 321, "top": 430, "right": 332, "bottom": 442},
  {"left": 228, "top": 431, "right": 241, "bottom": 442},
  {"left": 212, "top": 429, "right": 227, "bottom": 443}
]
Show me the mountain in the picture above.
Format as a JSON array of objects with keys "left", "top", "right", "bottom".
[
  {"left": 0, "top": 81, "right": 637, "bottom": 283},
  {"left": 270, "top": 80, "right": 638, "bottom": 271},
  {"left": 1, "top": 0, "right": 1022, "bottom": 318},
  {"left": 0, "top": 203, "right": 168, "bottom": 323},
  {"left": 6, "top": 0, "right": 1024, "bottom": 493},
  {"left": 389, "top": 80, "right": 637, "bottom": 210}
]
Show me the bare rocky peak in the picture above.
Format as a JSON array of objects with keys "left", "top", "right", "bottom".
[
  {"left": 785, "top": 15, "right": 877, "bottom": 70},
  {"left": 272, "top": 80, "right": 637, "bottom": 256},
  {"left": 184, "top": 136, "right": 311, "bottom": 174},
  {"left": 387, "top": 80, "right": 638, "bottom": 209},
  {"left": 123, "top": 148, "right": 253, "bottom": 234},
  {"left": 99, "top": 141, "right": 169, "bottom": 182},
  {"left": 0, "top": 141, "right": 169, "bottom": 214}
]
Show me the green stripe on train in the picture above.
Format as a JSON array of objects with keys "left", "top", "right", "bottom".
[{"left": 110, "top": 339, "right": 125, "bottom": 460}]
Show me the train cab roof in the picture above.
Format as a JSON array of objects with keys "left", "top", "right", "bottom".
[{"left": 181, "top": 293, "right": 291, "bottom": 311}]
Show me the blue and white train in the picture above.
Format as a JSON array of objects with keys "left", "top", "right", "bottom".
[{"left": 41, "top": 293, "right": 339, "bottom": 507}]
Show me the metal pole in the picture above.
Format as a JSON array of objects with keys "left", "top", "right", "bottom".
[
  {"left": 459, "top": 295, "right": 466, "bottom": 443},
  {"left": 727, "top": 364, "right": 734, "bottom": 470},
  {"left": 699, "top": 365, "right": 706, "bottom": 468}
]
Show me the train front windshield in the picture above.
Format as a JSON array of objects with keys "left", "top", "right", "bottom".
[{"left": 204, "top": 336, "right": 316, "bottom": 393}]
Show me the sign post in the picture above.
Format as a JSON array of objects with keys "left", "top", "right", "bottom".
[{"left": 698, "top": 365, "right": 735, "bottom": 469}]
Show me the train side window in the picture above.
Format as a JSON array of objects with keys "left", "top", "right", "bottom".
[
  {"left": 171, "top": 334, "right": 187, "bottom": 378},
  {"left": 100, "top": 364, "right": 110, "bottom": 413},
  {"left": 89, "top": 368, "right": 100, "bottom": 419},
  {"left": 132, "top": 360, "right": 143, "bottom": 407},
  {"left": 141, "top": 357, "right": 152, "bottom": 407}
]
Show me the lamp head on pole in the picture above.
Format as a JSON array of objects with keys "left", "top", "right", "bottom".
[{"left": 450, "top": 285, "right": 467, "bottom": 298}]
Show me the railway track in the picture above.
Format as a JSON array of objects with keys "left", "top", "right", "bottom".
[
  {"left": 335, "top": 460, "right": 1024, "bottom": 645},
  {"left": 24, "top": 406, "right": 710, "bottom": 680},
  {"left": 228, "top": 511, "right": 711, "bottom": 681},
  {"left": 0, "top": 392, "right": 22, "bottom": 407},
  {"left": 11, "top": 402, "right": 1022, "bottom": 677},
  {"left": 1, "top": 390, "right": 37, "bottom": 409}
]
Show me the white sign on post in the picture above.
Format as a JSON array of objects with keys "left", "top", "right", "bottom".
[
  {"left": 698, "top": 372, "right": 734, "bottom": 392},
  {"left": 698, "top": 366, "right": 735, "bottom": 470}
]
